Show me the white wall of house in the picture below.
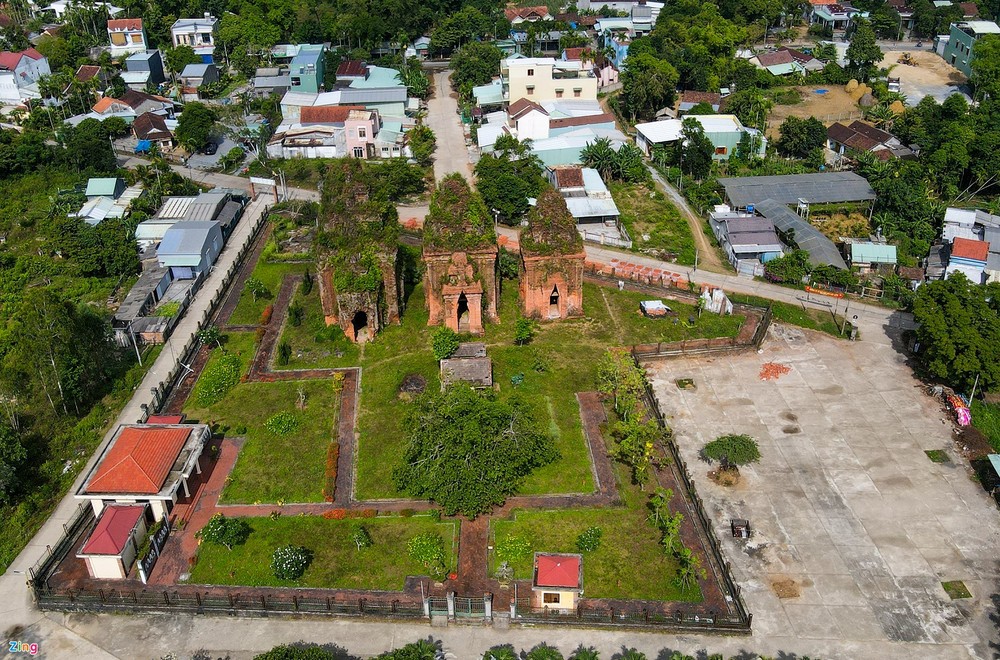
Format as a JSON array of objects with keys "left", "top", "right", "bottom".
[{"left": 516, "top": 109, "right": 550, "bottom": 141}]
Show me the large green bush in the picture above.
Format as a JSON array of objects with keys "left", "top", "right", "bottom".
[{"left": 195, "top": 352, "right": 243, "bottom": 406}]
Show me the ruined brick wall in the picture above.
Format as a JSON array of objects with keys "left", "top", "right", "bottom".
[
  {"left": 335, "top": 289, "right": 381, "bottom": 343},
  {"left": 318, "top": 265, "right": 338, "bottom": 326},
  {"left": 423, "top": 247, "right": 499, "bottom": 334},
  {"left": 520, "top": 251, "right": 585, "bottom": 320}
]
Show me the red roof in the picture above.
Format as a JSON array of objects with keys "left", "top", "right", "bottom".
[
  {"left": 552, "top": 166, "right": 584, "bottom": 188},
  {"left": 86, "top": 426, "right": 192, "bottom": 495},
  {"left": 336, "top": 59, "right": 366, "bottom": 77},
  {"left": 76, "top": 65, "right": 102, "bottom": 82},
  {"left": 0, "top": 48, "right": 43, "bottom": 70},
  {"left": 80, "top": 504, "right": 145, "bottom": 555},
  {"left": 563, "top": 47, "right": 590, "bottom": 61},
  {"left": 508, "top": 97, "right": 548, "bottom": 120},
  {"left": 146, "top": 414, "right": 185, "bottom": 424},
  {"left": 548, "top": 112, "right": 615, "bottom": 129},
  {"left": 951, "top": 237, "right": 990, "bottom": 262},
  {"left": 108, "top": 18, "right": 143, "bottom": 31},
  {"left": 505, "top": 5, "right": 550, "bottom": 20},
  {"left": 535, "top": 554, "right": 581, "bottom": 589},
  {"left": 300, "top": 105, "right": 367, "bottom": 123}
]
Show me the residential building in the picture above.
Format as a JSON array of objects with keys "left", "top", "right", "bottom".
[
  {"left": 943, "top": 20, "right": 1000, "bottom": 76},
  {"left": 179, "top": 62, "right": 218, "bottom": 100},
  {"left": 266, "top": 105, "right": 384, "bottom": 160},
  {"left": 749, "top": 49, "right": 807, "bottom": 76},
  {"left": 845, "top": 240, "right": 898, "bottom": 272},
  {"left": 806, "top": 3, "right": 856, "bottom": 32},
  {"left": 0, "top": 47, "right": 49, "bottom": 104},
  {"left": 532, "top": 553, "right": 583, "bottom": 610},
  {"left": 132, "top": 111, "right": 174, "bottom": 150},
  {"left": 635, "top": 115, "right": 767, "bottom": 160},
  {"left": 502, "top": 57, "right": 598, "bottom": 104},
  {"left": 577, "top": 0, "right": 664, "bottom": 22},
  {"left": 123, "top": 50, "right": 165, "bottom": 90},
  {"left": 709, "top": 207, "right": 784, "bottom": 276},
  {"left": 253, "top": 67, "right": 291, "bottom": 97},
  {"left": 336, "top": 59, "right": 367, "bottom": 82},
  {"left": 600, "top": 29, "right": 630, "bottom": 70},
  {"left": 86, "top": 177, "right": 126, "bottom": 200},
  {"left": 412, "top": 36, "right": 431, "bottom": 59},
  {"left": 91, "top": 88, "right": 172, "bottom": 119},
  {"left": 74, "top": 64, "right": 111, "bottom": 89},
  {"left": 289, "top": 44, "right": 326, "bottom": 93},
  {"left": 170, "top": 14, "right": 218, "bottom": 62},
  {"left": 280, "top": 85, "right": 409, "bottom": 122},
  {"left": 530, "top": 127, "right": 629, "bottom": 167},
  {"left": 76, "top": 503, "right": 148, "bottom": 580},
  {"left": 946, "top": 236, "right": 990, "bottom": 283},
  {"left": 505, "top": 5, "right": 551, "bottom": 23},
  {"left": 678, "top": 91, "right": 722, "bottom": 114},
  {"left": 71, "top": 178, "right": 143, "bottom": 226},
  {"left": 135, "top": 192, "right": 240, "bottom": 248},
  {"left": 156, "top": 220, "right": 223, "bottom": 279},
  {"left": 107, "top": 18, "right": 147, "bottom": 57},
  {"left": 43, "top": 0, "right": 123, "bottom": 18},
  {"left": 508, "top": 98, "right": 550, "bottom": 141},
  {"left": 75, "top": 423, "right": 211, "bottom": 522},
  {"left": 777, "top": 46, "right": 824, "bottom": 71},
  {"left": 548, "top": 166, "right": 621, "bottom": 226}
]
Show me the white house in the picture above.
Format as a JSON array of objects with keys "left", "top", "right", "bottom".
[
  {"left": 107, "top": 18, "right": 147, "bottom": 57},
  {"left": 0, "top": 47, "right": 50, "bottom": 104},
  {"left": 171, "top": 14, "right": 218, "bottom": 62},
  {"left": 635, "top": 115, "right": 766, "bottom": 160}
]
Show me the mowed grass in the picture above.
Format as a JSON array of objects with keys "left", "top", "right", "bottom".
[
  {"left": 594, "top": 285, "right": 744, "bottom": 344},
  {"left": 276, "top": 283, "right": 361, "bottom": 369},
  {"left": 971, "top": 400, "right": 1000, "bottom": 452},
  {"left": 611, "top": 181, "right": 696, "bottom": 266},
  {"left": 228, "top": 260, "right": 309, "bottom": 326},
  {"left": 729, "top": 293, "right": 843, "bottom": 337},
  {"left": 491, "top": 468, "right": 702, "bottom": 602},
  {"left": 189, "top": 515, "right": 458, "bottom": 589}
]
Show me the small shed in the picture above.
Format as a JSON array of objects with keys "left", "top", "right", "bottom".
[
  {"left": 76, "top": 503, "right": 148, "bottom": 580},
  {"left": 848, "top": 241, "right": 897, "bottom": 272},
  {"left": 532, "top": 552, "right": 583, "bottom": 610},
  {"left": 440, "top": 342, "right": 493, "bottom": 388}
]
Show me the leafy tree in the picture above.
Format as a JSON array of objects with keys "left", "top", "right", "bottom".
[
  {"left": 451, "top": 42, "right": 503, "bottom": 98},
  {"left": 271, "top": 544, "right": 312, "bottom": 580},
  {"left": 175, "top": 102, "right": 216, "bottom": 151},
  {"left": 197, "top": 325, "right": 223, "bottom": 348},
  {"left": 407, "top": 124, "right": 436, "bottom": 167},
  {"left": 611, "top": 415, "right": 660, "bottom": 488},
  {"left": 678, "top": 118, "right": 714, "bottom": 180},
  {"left": 245, "top": 276, "right": 269, "bottom": 302},
  {"left": 406, "top": 531, "right": 447, "bottom": 577},
  {"left": 483, "top": 645, "right": 519, "bottom": 660},
  {"left": 0, "top": 425, "right": 26, "bottom": 505},
  {"left": 475, "top": 136, "right": 545, "bottom": 225},
  {"left": 60, "top": 118, "right": 116, "bottom": 173},
  {"left": 514, "top": 317, "right": 536, "bottom": 345},
  {"left": 276, "top": 341, "right": 292, "bottom": 365},
  {"left": 377, "top": 639, "right": 442, "bottom": 660},
  {"left": 763, "top": 250, "right": 810, "bottom": 284},
  {"left": 165, "top": 45, "right": 202, "bottom": 74},
  {"left": 580, "top": 137, "right": 618, "bottom": 182},
  {"left": 846, "top": 19, "right": 883, "bottom": 81},
  {"left": 912, "top": 274, "right": 1000, "bottom": 391},
  {"left": 775, "top": 116, "right": 828, "bottom": 158},
  {"left": 431, "top": 326, "right": 460, "bottom": 360},
  {"left": 674, "top": 546, "right": 705, "bottom": 589},
  {"left": 568, "top": 647, "right": 600, "bottom": 660},
  {"left": 498, "top": 248, "right": 520, "bottom": 280},
  {"left": 615, "top": 651, "right": 647, "bottom": 660},
  {"left": 702, "top": 433, "right": 761, "bottom": 469},
  {"left": 393, "top": 385, "right": 558, "bottom": 516},
  {"left": 597, "top": 348, "right": 646, "bottom": 421},
  {"left": 524, "top": 644, "right": 564, "bottom": 660},
  {"left": 620, "top": 52, "right": 680, "bottom": 122},
  {"left": 351, "top": 523, "right": 373, "bottom": 550},
  {"left": 197, "top": 513, "right": 251, "bottom": 550},
  {"left": 253, "top": 645, "right": 345, "bottom": 660},
  {"left": 971, "top": 34, "right": 1000, "bottom": 101}
]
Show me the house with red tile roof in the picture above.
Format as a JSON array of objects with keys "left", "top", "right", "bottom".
[
  {"left": 76, "top": 424, "right": 211, "bottom": 522},
  {"left": 0, "top": 47, "right": 50, "bottom": 104},
  {"left": 505, "top": 5, "right": 551, "bottom": 24},
  {"left": 76, "top": 504, "right": 148, "bottom": 580},
  {"left": 107, "top": 17, "right": 147, "bottom": 56},
  {"left": 532, "top": 552, "right": 583, "bottom": 609},
  {"left": 946, "top": 237, "right": 991, "bottom": 284}
]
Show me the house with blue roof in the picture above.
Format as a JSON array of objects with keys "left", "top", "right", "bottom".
[{"left": 156, "top": 220, "right": 223, "bottom": 279}]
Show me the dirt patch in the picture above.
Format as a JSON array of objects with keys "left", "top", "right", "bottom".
[
  {"left": 771, "top": 575, "right": 801, "bottom": 599},
  {"left": 781, "top": 411, "right": 798, "bottom": 422},
  {"left": 709, "top": 468, "right": 742, "bottom": 487},
  {"left": 811, "top": 211, "right": 871, "bottom": 241},
  {"left": 880, "top": 50, "right": 968, "bottom": 103},
  {"left": 766, "top": 86, "right": 861, "bottom": 138},
  {"left": 782, "top": 425, "right": 802, "bottom": 434}
]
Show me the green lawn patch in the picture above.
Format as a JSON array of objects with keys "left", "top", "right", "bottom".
[
  {"left": 728, "top": 293, "right": 843, "bottom": 337},
  {"left": 156, "top": 300, "right": 181, "bottom": 317},
  {"left": 228, "top": 260, "right": 309, "bottom": 326},
  {"left": 189, "top": 515, "right": 457, "bottom": 589},
  {"left": 924, "top": 449, "right": 949, "bottom": 464},
  {"left": 610, "top": 181, "right": 696, "bottom": 266},
  {"left": 184, "top": 366, "right": 338, "bottom": 503},
  {"left": 276, "top": 285, "right": 361, "bottom": 369},
  {"left": 970, "top": 400, "right": 1000, "bottom": 453},
  {"left": 596, "top": 285, "right": 743, "bottom": 344},
  {"left": 942, "top": 580, "right": 972, "bottom": 599},
  {"left": 491, "top": 468, "right": 702, "bottom": 602}
]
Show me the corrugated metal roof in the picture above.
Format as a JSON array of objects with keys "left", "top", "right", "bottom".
[
  {"left": 565, "top": 196, "right": 619, "bottom": 219},
  {"left": 158, "top": 220, "right": 220, "bottom": 256},
  {"left": 86, "top": 177, "right": 123, "bottom": 197},
  {"left": 754, "top": 198, "right": 848, "bottom": 269},
  {"left": 182, "top": 192, "right": 227, "bottom": 222},
  {"left": 155, "top": 196, "right": 196, "bottom": 219},
  {"left": 339, "top": 87, "right": 407, "bottom": 103},
  {"left": 850, "top": 242, "right": 897, "bottom": 264},
  {"left": 718, "top": 172, "right": 876, "bottom": 207}
]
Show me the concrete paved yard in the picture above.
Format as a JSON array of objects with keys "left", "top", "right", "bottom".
[{"left": 646, "top": 325, "right": 1000, "bottom": 659}]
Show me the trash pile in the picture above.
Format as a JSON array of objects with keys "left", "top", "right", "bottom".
[{"left": 759, "top": 362, "right": 791, "bottom": 381}]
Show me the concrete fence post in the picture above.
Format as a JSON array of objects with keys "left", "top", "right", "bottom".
[{"left": 446, "top": 591, "right": 455, "bottom": 619}]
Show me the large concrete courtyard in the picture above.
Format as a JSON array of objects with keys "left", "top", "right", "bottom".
[{"left": 645, "top": 324, "right": 1000, "bottom": 659}]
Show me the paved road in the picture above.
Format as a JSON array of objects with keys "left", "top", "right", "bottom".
[
  {"left": 124, "top": 156, "right": 321, "bottom": 202},
  {"left": 646, "top": 164, "right": 726, "bottom": 273},
  {"left": 425, "top": 70, "right": 473, "bottom": 182}
]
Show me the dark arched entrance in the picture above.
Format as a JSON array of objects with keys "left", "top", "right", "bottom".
[
  {"left": 351, "top": 310, "right": 369, "bottom": 342},
  {"left": 549, "top": 285, "right": 560, "bottom": 318},
  {"left": 457, "top": 293, "right": 470, "bottom": 332}
]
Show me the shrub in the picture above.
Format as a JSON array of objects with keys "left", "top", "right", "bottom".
[
  {"left": 523, "top": 644, "right": 564, "bottom": 660},
  {"left": 361, "top": 508, "right": 377, "bottom": 518},
  {"left": 277, "top": 341, "right": 292, "bottom": 365},
  {"left": 255, "top": 326, "right": 266, "bottom": 343},
  {"left": 271, "top": 545, "right": 312, "bottom": 580},
  {"left": 702, "top": 433, "right": 761, "bottom": 469},
  {"left": 495, "top": 534, "right": 532, "bottom": 563},
  {"left": 260, "top": 305, "right": 274, "bottom": 326},
  {"left": 431, "top": 326, "right": 460, "bottom": 360},
  {"left": 576, "top": 526, "right": 603, "bottom": 553},
  {"left": 407, "top": 532, "right": 446, "bottom": 578},
  {"left": 301, "top": 270, "right": 314, "bottom": 295},
  {"left": 195, "top": 352, "right": 243, "bottom": 407},
  {"left": 323, "top": 509, "right": 347, "bottom": 519},
  {"left": 351, "top": 523, "right": 373, "bottom": 550},
  {"left": 399, "top": 508, "right": 415, "bottom": 517},
  {"left": 514, "top": 317, "right": 536, "bottom": 345},
  {"left": 245, "top": 276, "right": 269, "bottom": 302},
  {"left": 322, "top": 443, "right": 339, "bottom": 502},
  {"left": 264, "top": 411, "right": 299, "bottom": 435},
  {"left": 288, "top": 303, "right": 304, "bottom": 327},
  {"left": 197, "top": 513, "right": 251, "bottom": 550}
]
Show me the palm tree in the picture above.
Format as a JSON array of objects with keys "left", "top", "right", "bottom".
[
  {"left": 865, "top": 103, "right": 896, "bottom": 130},
  {"left": 580, "top": 137, "right": 617, "bottom": 181}
]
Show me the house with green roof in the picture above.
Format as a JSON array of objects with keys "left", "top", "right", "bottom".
[
  {"left": 846, "top": 241, "right": 897, "bottom": 272},
  {"left": 85, "top": 177, "right": 126, "bottom": 200}
]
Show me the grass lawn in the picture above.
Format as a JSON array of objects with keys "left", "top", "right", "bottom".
[
  {"left": 189, "top": 515, "right": 458, "bottom": 589},
  {"left": 728, "top": 293, "right": 843, "bottom": 337},
  {"left": 594, "top": 285, "right": 744, "bottom": 344},
  {"left": 970, "top": 400, "right": 1000, "bottom": 452},
  {"left": 276, "top": 284, "right": 361, "bottom": 369},
  {"left": 942, "top": 580, "right": 972, "bottom": 599},
  {"left": 611, "top": 181, "right": 696, "bottom": 266},
  {"left": 228, "top": 260, "right": 309, "bottom": 326},
  {"left": 491, "top": 467, "right": 702, "bottom": 602}
]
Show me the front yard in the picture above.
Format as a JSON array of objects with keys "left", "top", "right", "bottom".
[
  {"left": 611, "top": 182, "right": 697, "bottom": 266},
  {"left": 189, "top": 515, "right": 457, "bottom": 590}
]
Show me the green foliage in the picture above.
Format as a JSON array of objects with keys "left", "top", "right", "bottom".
[
  {"left": 289, "top": 304, "right": 304, "bottom": 327},
  {"left": 611, "top": 416, "right": 660, "bottom": 489},
  {"left": 495, "top": 534, "right": 532, "bottom": 563},
  {"left": 244, "top": 276, "right": 269, "bottom": 303},
  {"left": 576, "top": 526, "right": 603, "bottom": 552},
  {"left": 271, "top": 544, "right": 312, "bottom": 580},
  {"left": 408, "top": 125, "right": 436, "bottom": 167},
  {"left": 569, "top": 647, "right": 600, "bottom": 660},
  {"left": 431, "top": 326, "right": 460, "bottom": 360},
  {"left": 253, "top": 644, "right": 340, "bottom": 660},
  {"left": 198, "top": 513, "right": 251, "bottom": 550},
  {"left": 775, "top": 116, "right": 828, "bottom": 158},
  {"left": 197, "top": 325, "right": 222, "bottom": 348},
  {"left": 514, "top": 317, "right": 537, "bottom": 346},
  {"left": 196, "top": 352, "right": 243, "bottom": 407},
  {"left": 483, "top": 645, "right": 519, "bottom": 660},
  {"left": 648, "top": 487, "right": 684, "bottom": 553},
  {"left": 620, "top": 52, "right": 680, "bottom": 122},
  {"left": 702, "top": 433, "right": 761, "bottom": 468},
  {"left": 616, "top": 651, "right": 647, "bottom": 660},
  {"left": 165, "top": 45, "right": 202, "bottom": 74},
  {"left": 176, "top": 102, "right": 216, "bottom": 151},
  {"left": 406, "top": 531, "right": 446, "bottom": 577},
  {"left": 264, "top": 411, "right": 299, "bottom": 436},
  {"left": 423, "top": 174, "right": 495, "bottom": 252},
  {"left": 597, "top": 348, "right": 646, "bottom": 421},
  {"left": 846, "top": 19, "right": 883, "bottom": 81},
  {"left": 377, "top": 639, "right": 443, "bottom": 660},
  {"left": 763, "top": 250, "right": 810, "bottom": 284},
  {"left": 0, "top": 426, "right": 26, "bottom": 505},
  {"left": 351, "top": 523, "right": 373, "bottom": 550},
  {"left": 971, "top": 34, "right": 1000, "bottom": 101},
  {"left": 332, "top": 244, "right": 383, "bottom": 293},
  {"left": 912, "top": 275, "right": 1000, "bottom": 392},
  {"left": 523, "top": 644, "right": 564, "bottom": 660},
  {"left": 498, "top": 248, "right": 520, "bottom": 280},
  {"left": 475, "top": 137, "right": 545, "bottom": 225},
  {"left": 580, "top": 138, "right": 650, "bottom": 184},
  {"left": 678, "top": 118, "right": 714, "bottom": 180},
  {"left": 393, "top": 385, "right": 558, "bottom": 517},
  {"left": 301, "top": 271, "right": 314, "bottom": 295},
  {"left": 451, "top": 42, "right": 504, "bottom": 100}
]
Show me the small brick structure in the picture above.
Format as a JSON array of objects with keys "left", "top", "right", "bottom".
[
  {"left": 422, "top": 175, "right": 499, "bottom": 335},
  {"left": 519, "top": 187, "right": 585, "bottom": 320}
]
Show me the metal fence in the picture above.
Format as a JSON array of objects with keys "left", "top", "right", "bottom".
[
  {"left": 512, "top": 599, "right": 749, "bottom": 632},
  {"left": 581, "top": 226, "right": 633, "bottom": 249},
  {"left": 27, "top": 503, "right": 95, "bottom": 591}
]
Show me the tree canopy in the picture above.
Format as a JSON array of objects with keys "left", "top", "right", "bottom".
[
  {"left": 971, "top": 34, "right": 1000, "bottom": 102},
  {"left": 392, "top": 385, "right": 558, "bottom": 517},
  {"left": 619, "top": 52, "right": 680, "bottom": 122},
  {"left": 475, "top": 136, "right": 545, "bottom": 226},
  {"left": 846, "top": 19, "right": 883, "bottom": 81},
  {"left": 175, "top": 102, "right": 216, "bottom": 151},
  {"left": 775, "top": 116, "right": 827, "bottom": 159}
]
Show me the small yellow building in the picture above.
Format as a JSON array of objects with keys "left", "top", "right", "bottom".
[
  {"left": 532, "top": 552, "right": 583, "bottom": 610},
  {"left": 76, "top": 504, "right": 148, "bottom": 580}
]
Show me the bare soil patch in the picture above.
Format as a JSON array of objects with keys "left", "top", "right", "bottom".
[
  {"left": 766, "top": 85, "right": 860, "bottom": 138},
  {"left": 771, "top": 575, "right": 801, "bottom": 599}
]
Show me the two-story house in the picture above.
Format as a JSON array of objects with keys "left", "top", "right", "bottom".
[
  {"left": 107, "top": 18, "right": 147, "bottom": 57},
  {"left": 943, "top": 20, "right": 1000, "bottom": 77},
  {"left": 502, "top": 57, "right": 598, "bottom": 104},
  {"left": 0, "top": 47, "right": 50, "bottom": 104},
  {"left": 170, "top": 14, "right": 218, "bottom": 62},
  {"left": 289, "top": 44, "right": 326, "bottom": 93}
]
